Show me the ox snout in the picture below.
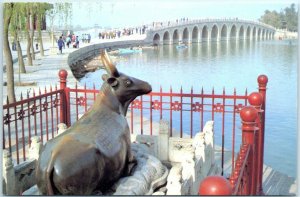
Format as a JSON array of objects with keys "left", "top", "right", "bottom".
[{"left": 144, "top": 83, "right": 152, "bottom": 94}]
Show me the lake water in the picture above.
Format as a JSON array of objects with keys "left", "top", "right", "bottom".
[{"left": 80, "top": 40, "right": 297, "bottom": 178}]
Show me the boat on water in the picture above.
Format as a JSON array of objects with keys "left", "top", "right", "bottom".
[
  {"left": 176, "top": 45, "right": 188, "bottom": 50},
  {"left": 118, "top": 48, "right": 142, "bottom": 55}
]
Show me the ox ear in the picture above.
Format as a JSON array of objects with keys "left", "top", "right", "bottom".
[
  {"left": 102, "top": 74, "right": 109, "bottom": 81},
  {"left": 107, "top": 77, "right": 119, "bottom": 88},
  {"left": 101, "top": 49, "right": 120, "bottom": 77}
]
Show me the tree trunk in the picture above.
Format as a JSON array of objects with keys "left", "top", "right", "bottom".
[
  {"left": 26, "top": 30, "right": 33, "bottom": 66},
  {"left": 4, "top": 3, "right": 16, "bottom": 103},
  {"left": 30, "top": 9, "right": 35, "bottom": 60},
  {"left": 16, "top": 37, "right": 26, "bottom": 73},
  {"left": 26, "top": 11, "right": 33, "bottom": 66},
  {"left": 37, "top": 13, "right": 44, "bottom": 56}
]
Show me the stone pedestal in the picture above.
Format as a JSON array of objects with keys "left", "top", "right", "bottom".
[
  {"left": 158, "top": 120, "right": 169, "bottom": 161},
  {"left": 3, "top": 150, "right": 16, "bottom": 195},
  {"left": 28, "top": 136, "right": 42, "bottom": 160}
]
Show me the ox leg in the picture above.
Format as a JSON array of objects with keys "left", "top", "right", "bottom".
[{"left": 124, "top": 151, "right": 137, "bottom": 176}]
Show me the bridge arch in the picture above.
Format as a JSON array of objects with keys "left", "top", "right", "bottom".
[
  {"left": 268, "top": 31, "right": 272, "bottom": 40},
  {"left": 148, "top": 18, "right": 275, "bottom": 43},
  {"left": 202, "top": 25, "right": 208, "bottom": 42},
  {"left": 211, "top": 25, "right": 218, "bottom": 41},
  {"left": 239, "top": 26, "right": 245, "bottom": 40},
  {"left": 262, "top": 29, "right": 265, "bottom": 40},
  {"left": 220, "top": 24, "right": 227, "bottom": 41},
  {"left": 182, "top": 27, "right": 189, "bottom": 43},
  {"left": 257, "top": 28, "right": 261, "bottom": 40},
  {"left": 192, "top": 26, "right": 199, "bottom": 42},
  {"left": 163, "top": 31, "right": 170, "bottom": 45},
  {"left": 230, "top": 25, "right": 237, "bottom": 39},
  {"left": 153, "top": 33, "right": 160, "bottom": 45},
  {"left": 252, "top": 27, "right": 256, "bottom": 39},
  {"left": 173, "top": 29, "right": 179, "bottom": 44},
  {"left": 246, "top": 26, "right": 251, "bottom": 39}
]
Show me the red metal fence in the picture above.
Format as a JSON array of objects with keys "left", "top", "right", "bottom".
[
  {"left": 199, "top": 75, "right": 268, "bottom": 195},
  {"left": 2, "top": 69, "right": 268, "bottom": 195}
]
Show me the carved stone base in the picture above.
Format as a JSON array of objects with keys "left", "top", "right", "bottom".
[{"left": 106, "top": 143, "right": 169, "bottom": 195}]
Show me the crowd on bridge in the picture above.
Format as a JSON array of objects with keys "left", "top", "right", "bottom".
[{"left": 98, "top": 25, "right": 147, "bottom": 40}]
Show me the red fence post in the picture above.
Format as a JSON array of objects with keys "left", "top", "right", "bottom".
[
  {"left": 198, "top": 176, "right": 232, "bottom": 195},
  {"left": 58, "top": 69, "right": 70, "bottom": 127},
  {"left": 240, "top": 106, "right": 259, "bottom": 195},
  {"left": 248, "top": 92, "right": 263, "bottom": 195},
  {"left": 257, "top": 74, "right": 268, "bottom": 195}
]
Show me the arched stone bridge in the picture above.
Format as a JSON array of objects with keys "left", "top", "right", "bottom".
[{"left": 145, "top": 18, "right": 276, "bottom": 45}]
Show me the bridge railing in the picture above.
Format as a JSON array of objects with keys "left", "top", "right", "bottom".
[{"left": 147, "top": 18, "right": 275, "bottom": 32}]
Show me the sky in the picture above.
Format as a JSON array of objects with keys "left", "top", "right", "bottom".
[{"left": 69, "top": 0, "right": 298, "bottom": 28}]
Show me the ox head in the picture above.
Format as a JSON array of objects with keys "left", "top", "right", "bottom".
[{"left": 101, "top": 50, "right": 152, "bottom": 115}]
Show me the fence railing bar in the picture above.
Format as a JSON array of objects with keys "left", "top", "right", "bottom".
[
  {"left": 190, "top": 87, "right": 193, "bottom": 138},
  {"left": 221, "top": 88, "right": 225, "bottom": 176},
  {"left": 39, "top": 88, "right": 43, "bottom": 145},
  {"left": 180, "top": 87, "right": 183, "bottom": 138},
  {"left": 3, "top": 90, "right": 63, "bottom": 109},
  {"left": 14, "top": 105, "right": 19, "bottom": 164},
  {"left": 33, "top": 89, "right": 37, "bottom": 136},
  {"left": 50, "top": 87, "right": 54, "bottom": 140},
  {"left": 20, "top": 93, "right": 26, "bottom": 162},
  {"left": 232, "top": 88, "right": 237, "bottom": 174}
]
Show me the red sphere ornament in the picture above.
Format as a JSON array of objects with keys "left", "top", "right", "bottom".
[
  {"left": 248, "top": 92, "right": 263, "bottom": 106},
  {"left": 240, "top": 106, "right": 258, "bottom": 122},
  {"left": 58, "top": 69, "right": 68, "bottom": 79},
  {"left": 198, "top": 176, "right": 232, "bottom": 195},
  {"left": 257, "top": 74, "right": 268, "bottom": 85}
]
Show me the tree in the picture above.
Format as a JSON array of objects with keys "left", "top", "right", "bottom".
[
  {"left": 260, "top": 4, "right": 298, "bottom": 31},
  {"left": 4, "top": 3, "right": 16, "bottom": 103},
  {"left": 25, "top": 4, "right": 33, "bottom": 66},
  {"left": 259, "top": 10, "right": 282, "bottom": 28},
  {"left": 30, "top": 3, "right": 36, "bottom": 60},
  {"left": 36, "top": 3, "right": 52, "bottom": 56},
  {"left": 284, "top": 4, "right": 298, "bottom": 31},
  {"left": 10, "top": 3, "right": 26, "bottom": 75},
  {"left": 46, "top": 3, "right": 72, "bottom": 47}
]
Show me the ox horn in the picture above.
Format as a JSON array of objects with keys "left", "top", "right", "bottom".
[{"left": 101, "top": 49, "right": 120, "bottom": 77}]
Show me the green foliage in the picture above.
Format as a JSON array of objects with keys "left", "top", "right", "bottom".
[
  {"left": 260, "top": 3, "right": 298, "bottom": 31},
  {"left": 46, "top": 2, "right": 72, "bottom": 29}
]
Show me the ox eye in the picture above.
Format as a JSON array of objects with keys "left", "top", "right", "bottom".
[{"left": 125, "top": 80, "right": 131, "bottom": 86}]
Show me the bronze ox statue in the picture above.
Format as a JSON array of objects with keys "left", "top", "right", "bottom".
[{"left": 36, "top": 50, "right": 152, "bottom": 195}]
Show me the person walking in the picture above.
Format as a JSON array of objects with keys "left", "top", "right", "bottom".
[
  {"left": 57, "top": 36, "right": 64, "bottom": 54},
  {"left": 66, "top": 36, "right": 71, "bottom": 48},
  {"left": 75, "top": 36, "right": 80, "bottom": 48}
]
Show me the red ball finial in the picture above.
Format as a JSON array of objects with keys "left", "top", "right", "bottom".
[
  {"left": 58, "top": 69, "right": 68, "bottom": 79},
  {"left": 248, "top": 92, "right": 263, "bottom": 106},
  {"left": 240, "top": 106, "right": 258, "bottom": 122},
  {"left": 198, "top": 176, "right": 232, "bottom": 195},
  {"left": 257, "top": 75, "right": 268, "bottom": 85}
]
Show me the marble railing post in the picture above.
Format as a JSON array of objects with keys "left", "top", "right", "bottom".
[
  {"left": 28, "top": 136, "right": 42, "bottom": 160},
  {"left": 3, "top": 150, "right": 16, "bottom": 195},
  {"left": 158, "top": 120, "right": 170, "bottom": 161}
]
